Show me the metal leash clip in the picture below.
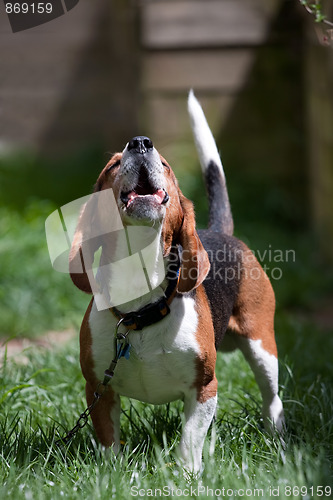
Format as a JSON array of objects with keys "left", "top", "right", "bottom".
[{"left": 103, "top": 319, "right": 131, "bottom": 384}]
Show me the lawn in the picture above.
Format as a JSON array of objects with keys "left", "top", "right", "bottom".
[
  {"left": 1, "top": 323, "right": 332, "bottom": 499},
  {"left": 0, "top": 155, "right": 332, "bottom": 498}
]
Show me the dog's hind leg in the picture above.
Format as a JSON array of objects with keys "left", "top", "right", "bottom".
[
  {"left": 231, "top": 334, "right": 285, "bottom": 433},
  {"left": 226, "top": 247, "right": 285, "bottom": 434}
]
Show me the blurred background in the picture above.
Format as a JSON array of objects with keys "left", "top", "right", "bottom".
[{"left": 0, "top": 0, "right": 332, "bottom": 372}]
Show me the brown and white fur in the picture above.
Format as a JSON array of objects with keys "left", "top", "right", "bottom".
[{"left": 69, "top": 91, "right": 284, "bottom": 473}]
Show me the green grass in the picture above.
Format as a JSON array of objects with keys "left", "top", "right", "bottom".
[
  {"left": 1, "top": 328, "right": 332, "bottom": 499},
  {"left": 0, "top": 201, "right": 86, "bottom": 338}
]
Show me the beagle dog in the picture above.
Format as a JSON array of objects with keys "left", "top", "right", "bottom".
[{"left": 69, "top": 91, "right": 284, "bottom": 473}]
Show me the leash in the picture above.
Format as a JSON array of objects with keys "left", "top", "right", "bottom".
[{"left": 55, "top": 319, "right": 130, "bottom": 448}]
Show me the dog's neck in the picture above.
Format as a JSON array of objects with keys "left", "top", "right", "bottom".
[{"left": 95, "top": 223, "right": 169, "bottom": 313}]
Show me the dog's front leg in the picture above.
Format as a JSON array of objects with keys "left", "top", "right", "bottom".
[
  {"left": 179, "top": 381, "right": 217, "bottom": 474},
  {"left": 86, "top": 383, "right": 121, "bottom": 453}
]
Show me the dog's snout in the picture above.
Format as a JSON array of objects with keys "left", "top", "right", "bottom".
[{"left": 128, "top": 136, "right": 154, "bottom": 154}]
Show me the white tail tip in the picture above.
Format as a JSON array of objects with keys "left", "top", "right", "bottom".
[{"left": 188, "top": 90, "right": 225, "bottom": 181}]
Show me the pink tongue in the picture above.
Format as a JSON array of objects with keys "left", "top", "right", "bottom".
[
  {"left": 153, "top": 189, "right": 165, "bottom": 204},
  {"left": 127, "top": 191, "right": 138, "bottom": 203},
  {"left": 127, "top": 189, "right": 165, "bottom": 204}
]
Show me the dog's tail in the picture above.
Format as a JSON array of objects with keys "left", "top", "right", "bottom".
[{"left": 188, "top": 90, "right": 233, "bottom": 236}]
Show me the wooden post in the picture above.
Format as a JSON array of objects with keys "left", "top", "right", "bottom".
[
  {"left": 106, "top": 0, "right": 141, "bottom": 147},
  {"left": 304, "top": 2, "right": 333, "bottom": 262}
]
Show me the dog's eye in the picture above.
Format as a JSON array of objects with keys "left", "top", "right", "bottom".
[
  {"left": 107, "top": 159, "right": 121, "bottom": 172},
  {"left": 162, "top": 161, "right": 170, "bottom": 171}
]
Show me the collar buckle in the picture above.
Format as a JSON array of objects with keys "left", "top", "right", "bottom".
[{"left": 122, "top": 298, "right": 170, "bottom": 331}]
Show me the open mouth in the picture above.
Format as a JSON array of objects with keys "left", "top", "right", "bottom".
[
  {"left": 120, "top": 174, "right": 169, "bottom": 208},
  {"left": 121, "top": 189, "right": 169, "bottom": 207}
]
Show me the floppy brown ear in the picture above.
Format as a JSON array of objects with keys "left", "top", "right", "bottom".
[
  {"left": 69, "top": 196, "right": 101, "bottom": 294},
  {"left": 177, "top": 194, "right": 210, "bottom": 293}
]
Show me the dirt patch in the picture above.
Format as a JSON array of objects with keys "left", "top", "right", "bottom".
[{"left": 0, "top": 329, "right": 76, "bottom": 365}]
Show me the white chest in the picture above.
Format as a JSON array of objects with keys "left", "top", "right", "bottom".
[{"left": 89, "top": 296, "right": 200, "bottom": 404}]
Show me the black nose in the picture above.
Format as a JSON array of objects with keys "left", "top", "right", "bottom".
[{"left": 127, "top": 136, "right": 154, "bottom": 154}]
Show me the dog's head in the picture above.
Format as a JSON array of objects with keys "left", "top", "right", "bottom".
[
  {"left": 96, "top": 137, "right": 170, "bottom": 227},
  {"left": 69, "top": 136, "right": 210, "bottom": 297}
]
